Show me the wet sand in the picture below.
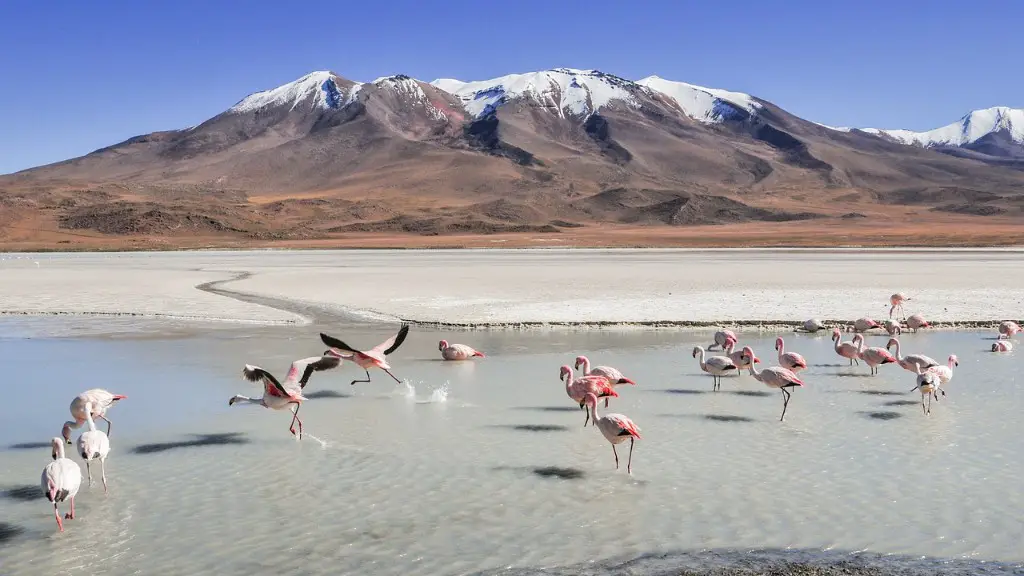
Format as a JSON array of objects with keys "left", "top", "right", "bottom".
[{"left": 2, "top": 249, "right": 1024, "bottom": 327}]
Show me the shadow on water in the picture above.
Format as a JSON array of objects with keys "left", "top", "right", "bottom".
[
  {"left": 812, "top": 363, "right": 846, "bottom": 367},
  {"left": 492, "top": 465, "right": 586, "bottom": 480},
  {"left": 1, "top": 485, "right": 41, "bottom": 502},
  {"left": 884, "top": 400, "right": 920, "bottom": 407},
  {"left": 513, "top": 406, "right": 580, "bottom": 413},
  {"left": 469, "top": 547, "right": 1024, "bottom": 576},
  {"left": 7, "top": 442, "right": 51, "bottom": 451},
  {"left": 727, "top": 390, "right": 771, "bottom": 398},
  {"left": 835, "top": 372, "right": 876, "bottom": 378},
  {"left": 0, "top": 523, "right": 24, "bottom": 546},
  {"left": 704, "top": 414, "right": 756, "bottom": 423},
  {"left": 859, "top": 411, "right": 904, "bottom": 421},
  {"left": 304, "top": 390, "right": 351, "bottom": 399},
  {"left": 489, "top": 424, "right": 571, "bottom": 433},
  {"left": 659, "top": 388, "right": 708, "bottom": 395},
  {"left": 132, "top": 433, "right": 249, "bottom": 455},
  {"left": 858, "top": 390, "right": 908, "bottom": 397}
]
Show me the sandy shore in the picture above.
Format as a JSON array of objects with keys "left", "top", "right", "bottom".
[{"left": 1, "top": 249, "right": 1023, "bottom": 327}]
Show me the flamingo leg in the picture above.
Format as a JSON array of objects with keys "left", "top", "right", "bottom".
[
  {"left": 86, "top": 461, "right": 93, "bottom": 486},
  {"left": 54, "top": 503, "right": 64, "bottom": 532},
  {"left": 289, "top": 403, "right": 303, "bottom": 438},
  {"left": 612, "top": 444, "right": 619, "bottom": 469},
  {"left": 627, "top": 437, "right": 634, "bottom": 474},
  {"left": 350, "top": 370, "right": 371, "bottom": 385},
  {"left": 97, "top": 414, "right": 112, "bottom": 437},
  {"left": 604, "top": 397, "right": 609, "bottom": 408},
  {"left": 65, "top": 496, "right": 75, "bottom": 520},
  {"left": 100, "top": 459, "right": 108, "bottom": 494},
  {"left": 780, "top": 388, "right": 791, "bottom": 421},
  {"left": 583, "top": 406, "right": 591, "bottom": 428},
  {"left": 382, "top": 368, "right": 402, "bottom": 383}
]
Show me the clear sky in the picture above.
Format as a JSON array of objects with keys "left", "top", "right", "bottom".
[{"left": 1, "top": 0, "right": 1021, "bottom": 174}]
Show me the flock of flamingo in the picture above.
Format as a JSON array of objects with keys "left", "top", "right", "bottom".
[{"left": 35, "top": 292, "right": 1020, "bottom": 533}]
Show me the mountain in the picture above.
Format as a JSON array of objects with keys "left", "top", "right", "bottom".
[{"left": 4, "top": 67, "right": 1024, "bottom": 249}]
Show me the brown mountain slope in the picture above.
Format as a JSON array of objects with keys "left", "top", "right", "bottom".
[{"left": 3, "top": 68, "right": 1024, "bottom": 250}]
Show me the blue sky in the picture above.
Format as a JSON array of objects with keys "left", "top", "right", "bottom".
[{"left": 1, "top": 0, "right": 1021, "bottom": 174}]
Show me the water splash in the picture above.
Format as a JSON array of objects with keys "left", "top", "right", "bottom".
[
  {"left": 396, "top": 380, "right": 450, "bottom": 404},
  {"left": 300, "top": 431, "right": 329, "bottom": 448}
]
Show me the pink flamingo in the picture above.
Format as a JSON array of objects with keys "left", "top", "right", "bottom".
[
  {"left": 560, "top": 365, "right": 620, "bottom": 427},
  {"left": 890, "top": 293, "right": 909, "bottom": 320},
  {"left": 230, "top": 355, "right": 341, "bottom": 438},
  {"left": 886, "top": 338, "right": 939, "bottom": 373},
  {"left": 998, "top": 321, "right": 1021, "bottom": 340},
  {"left": 41, "top": 438, "right": 82, "bottom": 532},
  {"left": 906, "top": 314, "right": 930, "bottom": 333},
  {"left": 992, "top": 341, "right": 1013, "bottom": 352},
  {"left": 723, "top": 339, "right": 760, "bottom": 373},
  {"left": 438, "top": 340, "right": 485, "bottom": 361},
  {"left": 692, "top": 346, "right": 737, "bottom": 391},
  {"left": 582, "top": 392, "right": 641, "bottom": 474},
  {"left": 881, "top": 319, "right": 902, "bottom": 337},
  {"left": 832, "top": 328, "right": 860, "bottom": 366},
  {"left": 708, "top": 329, "right": 737, "bottom": 351},
  {"left": 912, "top": 364, "right": 945, "bottom": 415},
  {"left": 62, "top": 389, "right": 127, "bottom": 445},
  {"left": 774, "top": 337, "right": 807, "bottom": 372},
  {"left": 927, "top": 354, "right": 958, "bottom": 386},
  {"left": 847, "top": 317, "right": 881, "bottom": 333},
  {"left": 574, "top": 355, "right": 636, "bottom": 407},
  {"left": 320, "top": 324, "right": 409, "bottom": 385},
  {"left": 852, "top": 334, "right": 897, "bottom": 375},
  {"left": 740, "top": 346, "right": 804, "bottom": 421}
]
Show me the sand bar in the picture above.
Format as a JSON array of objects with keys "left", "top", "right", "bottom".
[{"left": 1, "top": 249, "right": 1023, "bottom": 327}]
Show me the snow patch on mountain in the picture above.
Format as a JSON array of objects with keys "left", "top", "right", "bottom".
[
  {"left": 430, "top": 68, "right": 639, "bottom": 119},
  {"left": 374, "top": 75, "right": 448, "bottom": 121},
  {"left": 229, "top": 71, "right": 359, "bottom": 114},
  {"left": 861, "top": 107, "right": 1024, "bottom": 147},
  {"left": 637, "top": 76, "right": 760, "bottom": 123}
]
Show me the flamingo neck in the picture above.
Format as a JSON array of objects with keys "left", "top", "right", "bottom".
[
  {"left": 84, "top": 402, "right": 97, "bottom": 432},
  {"left": 562, "top": 367, "right": 574, "bottom": 392},
  {"left": 746, "top": 359, "right": 761, "bottom": 378},
  {"left": 230, "top": 395, "right": 262, "bottom": 406},
  {"left": 695, "top": 348, "right": 707, "bottom": 371},
  {"left": 579, "top": 357, "right": 591, "bottom": 374},
  {"left": 891, "top": 340, "right": 903, "bottom": 361},
  {"left": 53, "top": 442, "right": 66, "bottom": 460},
  {"left": 588, "top": 399, "right": 601, "bottom": 422}
]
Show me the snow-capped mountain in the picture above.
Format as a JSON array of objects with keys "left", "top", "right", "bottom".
[
  {"left": 636, "top": 75, "right": 760, "bottom": 123},
  {"left": 229, "top": 71, "right": 362, "bottom": 113}
]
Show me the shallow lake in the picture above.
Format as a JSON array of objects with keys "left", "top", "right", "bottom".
[{"left": 1, "top": 318, "right": 1021, "bottom": 575}]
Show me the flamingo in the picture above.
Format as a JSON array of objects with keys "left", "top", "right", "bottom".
[
  {"left": 559, "top": 365, "right": 620, "bottom": 427},
  {"left": 998, "top": 321, "right": 1021, "bottom": 340},
  {"left": 847, "top": 317, "right": 881, "bottom": 333},
  {"left": 692, "top": 345, "right": 737, "bottom": 391},
  {"left": 708, "top": 329, "right": 737, "bottom": 351},
  {"left": 852, "top": 334, "right": 897, "bottom": 375},
  {"left": 582, "top": 392, "right": 641, "bottom": 474},
  {"left": 76, "top": 402, "right": 111, "bottom": 493},
  {"left": 41, "top": 437, "right": 82, "bottom": 532},
  {"left": 928, "top": 354, "right": 958, "bottom": 386},
  {"left": 320, "top": 324, "right": 410, "bottom": 385},
  {"left": 723, "top": 339, "right": 760, "bottom": 373},
  {"left": 798, "top": 319, "right": 825, "bottom": 333},
  {"left": 774, "top": 337, "right": 807, "bottom": 372},
  {"left": 574, "top": 355, "right": 636, "bottom": 407},
  {"left": 62, "top": 389, "right": 126, "bottom": 445},
  {"left": 740, "top": 346, "right": 804, "bottom": 421},
  {"left": 992, "top": 341, "right": 1013, "bottom": 352},
  {"left": 832, "top": 328, "right": 860, "bottom": 366},
  {"left": 912, "top": 363, "right": 944, "bottom": 415},
  {"left": 881, "top": 319, "right": 902, "bottom": 337},
  {"left": 906, "top": 314, "right": 930, "bottom": 333},
  {"left": 885, "top": 338, "right": 940, "bottom": 374},
  {"left": 890, "top": 293, "right": 909, "bottom": 320},
  {"left": 438, "top": 340, "right": 485, "bottom": 361},
  {"left": 230, "top": 354, "right": 341, "bottom": 438}
]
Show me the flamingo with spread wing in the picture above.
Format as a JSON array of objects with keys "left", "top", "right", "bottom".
[
  {"left": 321, "top": 324, "right": 410, "bottom": 385},
  {"left": 229, "top": 354, "right": 341, "bottom": 438}
]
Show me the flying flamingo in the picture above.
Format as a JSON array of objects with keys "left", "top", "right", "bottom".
[
  {"left": 927, "top": 354, "right": 958, "bottom": 386},
  {"left": 62, "top": 389, "right": 127, "bottom": 445},
  {"left": 998, "top": 321, "right": 1021, "bottom": 340},
  {"left": 708, "top": 329, "right": 737, "bottom": 351},
  {"left": 852, "top": 334, "right": 897, "bottom": 375},
  {"left": 912, "top": 364, "right": 945, "bottom": 415},
  {"left": 320, "top": 324, "right": 410, "bottom": 385},
  {"left": 890, "top": 293, "right": 909, "bottom": 320},
  {"left": 906, "top": 314, "right": 930, "bottom": 333},
  {"left": 575, "top": 355, "right": 636, "bottom": 407},
  {"left": 740, "top": 346, "right": 804, "bottom": 421},
  {"left": 582, "top": 392, "right": 641, "bottom": 474},
  {"left": 832, "top": 328, "right": 860, "bottom": 365},
  {"left": 992, "top": 341, "right": 1013, "bottom": 352},
  {"left": 847, "top": 317, "right": 881, "bottom": 333},
  {"left": 230, "top": 354, "right": 342, "bottom": 438},
  {"left": 438, "top": 340, "right": 485, "bottom": 361},
  {"left": 885, "top": 338, "right": 940, "bottom": 374},
  {"left": 41, "top": 437, "right": 82, "bottom": 532},
  {"left": 692, "top": 345, "right": 737, "bottom": 391},
  {"left": 774, "top": 337, "right": 807, "bottom": 372},
  {"left": 559, "top": 365, "right": 620, "bottom": 427},
  {"left": 723, "top": 339, "right": 760, "bottom": 373},
  {"left": 76, "top": 402, "right": 111, "bottom": 493}
]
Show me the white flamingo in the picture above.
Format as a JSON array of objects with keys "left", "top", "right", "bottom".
[
  {"left": 582, "top": 392, "right": 642, "bottom": 474},
  {"left": 575, "top": 355, "right": 636, "bottom": 407},
  {"left": 774, "top": 337, "right": 807, "bottom": 372},
  {"left": 832, "top": 328, "right": 860, "bottom": 365},
  {"left": 692, "top": 345, "right": 737, "bottom": 391},
  {"left": 881, "top": 319, "right": 902, "bottom": 337},
  {"left": 885, "top": 338, "right": 939, "bottom": 374},
  {"left": 998, "top": 321, "right": 1021, "bottom": 340},
  {"left": 708, "top": 329, "right": 737, "bottom": 351},
  {"left": 740, "top": 346, "right": 805, "bottom": 421},
  {"left": 798, "top": 319, "right": 825, "bottom": 333},
  {"left": 41, "top": 438, "right": 82, "bottom": 532},
  {"left": 847, "top": 317, "right": 881, "bottom": 333},
  {"left": 438, "top": 340, "right": 485, "bottom": 361},
  {"left": 76, "top": 402, "right": 111, "bottom": 493},
  {"left": 62, "top": 389, "right": 126, "bottom": 444},
  {"left": 912, "top": 364, "right": 945, "bottom": 415},
  {"left": 928, "top": 354, "right": 958, "bottom": 386},
  {"left": 992, "top": 341, "right": 1013, "bottom": 352},
  {"left": 230, "top": 355, "right": 341, "bottom": 438}
]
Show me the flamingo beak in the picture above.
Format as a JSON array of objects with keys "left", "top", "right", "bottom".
[
  {"left": 754, "top": 357, "right": 761, "bottom": 363},
  {"left": 618, "top": 378, "right": 636, "bottom": 385}
]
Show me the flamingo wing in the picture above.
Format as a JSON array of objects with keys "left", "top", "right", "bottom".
[
  {"left": 242, "top": 365, "right": 289, "bottom": 398},
  {"left": 590, "top": 366, "right": 624, "bottom": 380},
  {"left": 788, "top": 352, "right": 808, "bottom": 368},
  {"left": 772, "top": 367, "right": 804, "bottom": 386},
  {"left": 287, "top": 355, "right": 343, "bottom": 388},
  {"left": 374, "top": 323, "right": 411, "bottom": 356},
  {"left": 608, "top": 414, "right": 642, "bottom": 439},
  {"left": 319, "top": 332, "right": 362, "bottom": 355}
]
